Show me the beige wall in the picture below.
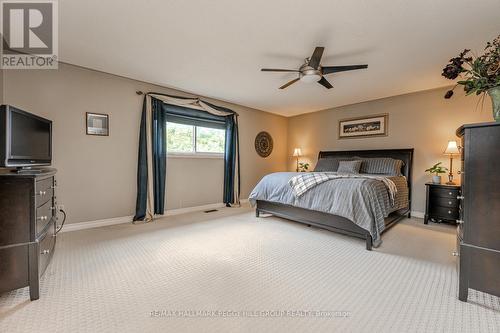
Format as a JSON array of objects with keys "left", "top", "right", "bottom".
[
  {"left": 3, "top": 63, "right": 288, "bottom": 223},
  {"left": 4, "top": 62, "right": 492, "bottom": 222},
  {"left": 287, "top": 87, "right": 493, "bottom": 214}
]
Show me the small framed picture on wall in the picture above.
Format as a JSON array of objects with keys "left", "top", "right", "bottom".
[
  {"left": 338, "top": 114, "right": 388, "bottom": 139},
  {"left": 86, "top": 112, "right": 109, "bottom": 136}
]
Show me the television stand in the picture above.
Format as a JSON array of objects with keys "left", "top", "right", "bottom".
[
  {"left": 14, "top": 167, "right": 43, "bottom": 174},
  {"left": 12, "top": 167, "right": 56, "bottom": 174},
  {"left": 0, "top": 168, "right": 57, "bottom": 300}
]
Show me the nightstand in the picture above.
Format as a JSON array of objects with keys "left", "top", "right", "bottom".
[{"left": 424, "top": 183, "right": 461, "bottom": 224}]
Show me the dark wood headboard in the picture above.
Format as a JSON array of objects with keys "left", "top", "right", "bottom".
[{"left": 318, "top": 148, "right": 414, "bottom": 206}]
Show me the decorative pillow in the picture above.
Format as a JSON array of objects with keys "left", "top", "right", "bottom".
[
  {"left": 359, "top": 157, "right": 404, "bottom": 176},
  {"left": 337, "top": 160, "right": 363, "bottom": 174},
  {"left": 314, "top": 156, "right": 357, "bottom": 172}
]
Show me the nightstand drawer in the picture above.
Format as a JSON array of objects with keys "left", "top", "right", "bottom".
[
  {"left": 431, "top": 197, "right": 459, "bottom": 208},
  {"left": 430, "top": 187, "right": 460, "bottom": 199},
  {"left": 430, "top": 206, "right": 460, "bottom": 220}
]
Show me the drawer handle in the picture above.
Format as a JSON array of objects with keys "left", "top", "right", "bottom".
[
  {"left": 448, "top": 201, "right": 452, "bottom": 205},
  {"left": 448, "top": 192, "right": 453, "bottom": 195},
  {"left": 448, "top": 210, "right": 452, "bottom": 214},
  {"left": 452, "top": 251, "right": 459, "bottom": 257},
  {"left": 37, "top": 216, "right": 48, "bottom": 221},
  {"left": 41, "top": 249, "right": 50, "bottom": 255},
  {"left": 456, "top": 219, "right": 464, "bottom": 224},
  {"left": 457, "top": 195, "right": 464, "bottom": 200},
  {"left": 38, "top": 190, "right": 47, "bottom": 196}
]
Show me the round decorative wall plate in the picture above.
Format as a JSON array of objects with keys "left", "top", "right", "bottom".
[{"left": 255, "top": 131, "right": 273, "bottom": 158}]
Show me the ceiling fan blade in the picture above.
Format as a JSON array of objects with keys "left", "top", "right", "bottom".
[
  {"left": 322, "top": 64, "right": 368, "bottom": 75},
  {"left": 279, "top": 77, "right": 300, "bottom": 89},
  {"left": 317, "top": 77, "right": 333, "bottom": 89},
  {"left": 261, "top": 68, "right": 299, "bottom": 72},
  {"left": 308, "top": 47, "right": 325, "bottom": 69}
]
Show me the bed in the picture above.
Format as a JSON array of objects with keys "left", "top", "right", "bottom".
[{"left": 250, "top": 149, "right": 414, "bottom": 250}]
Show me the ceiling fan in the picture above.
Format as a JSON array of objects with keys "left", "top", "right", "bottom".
[{"left": 261, "top": 47, "right": 368, "bottom": 89}]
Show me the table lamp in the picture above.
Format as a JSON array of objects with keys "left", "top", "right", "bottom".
[
  {"left": 293, "top": 148, "right": 302, "bottom": 172},
  {"left": 443, "top": 140, "right": 460, "bottom": 185}
]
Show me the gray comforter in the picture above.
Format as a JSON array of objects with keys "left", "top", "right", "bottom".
[{"left": 249, "top": 172, "right": 409, "bottom": 246}]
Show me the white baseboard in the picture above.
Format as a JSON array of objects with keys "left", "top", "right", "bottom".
[
  {"left": 411, "top": 211, "right": 425, "bottom": 218},
  {"left": 61, "top": 200, "right": 249, "bottom": 233},
  {"left": 163, "top": 202, "right": 225, "bottom": 216},
  {"left": 61, "top": 215, "right": 134, "bottom": 233}
]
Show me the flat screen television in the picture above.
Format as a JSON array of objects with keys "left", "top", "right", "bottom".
[{"left": 0, "top": 105, "right": 52, "bottom": 168}]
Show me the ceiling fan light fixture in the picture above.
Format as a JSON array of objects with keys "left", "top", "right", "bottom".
[
  {"left": 300, "top": 73, "right": 321, "bottom": 83},
  {"left": 261, "top": 46, "right": 368, "bottom": 89}
]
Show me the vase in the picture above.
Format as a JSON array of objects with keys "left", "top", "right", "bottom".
[
  {"left": 488, "top": 86, "right": 500, "bottom": 122},
  {"left": 432, "top": 175, "right": 441, "bottom": 184}
]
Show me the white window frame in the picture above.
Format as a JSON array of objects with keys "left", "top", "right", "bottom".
[{"left": 166, "top": 122, "right": 225, "bottom": 159}]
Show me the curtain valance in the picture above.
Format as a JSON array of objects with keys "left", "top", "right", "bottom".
[{"left": 164, "top": 103, "right": 226, "bottom": 130}]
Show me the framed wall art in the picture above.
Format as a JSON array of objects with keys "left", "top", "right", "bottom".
[
  {"left": 254, "top": 131, "right": 273, "bottom": 157},
  {"left": 338, "top": 114, "right": 388, "bottom": 139},
  {"left": 86, "top": 112, "right": 109, "bottom": 136}
]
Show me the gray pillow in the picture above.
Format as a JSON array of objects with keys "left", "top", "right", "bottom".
[
  {"left": 314, "top": 156, "right": 357, "bottom": 172},
  {"left": 359, "top": 157, "right": 404, "bottom": 176},
  {"left": 337, "top": 160, "right": 363, "bottom": 174}
]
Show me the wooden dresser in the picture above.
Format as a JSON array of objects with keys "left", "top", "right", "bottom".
[
  {"left": 456, "top": 122, "right": 500, "bottom": 302},
  {"left": 0, "top": 168, "right": 57, "bottom": 300}
]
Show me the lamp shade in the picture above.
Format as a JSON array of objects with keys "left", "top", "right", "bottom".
[
  {"left": 444, "top": 140, "right": 460, "bottom": 155},
  {"left": 293, "top": 148, "right": 302, "bottom": 157}
]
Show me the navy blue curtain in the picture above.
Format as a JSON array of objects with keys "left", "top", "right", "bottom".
[
  {"left": 152, "top": 98, "right": 167, "bottom": 214},
  {"left": 223, "top": 115, "right": 239, "bottom": 206},
  {"left": 133, "top": 97, "right": 166, "bottom": 221}
]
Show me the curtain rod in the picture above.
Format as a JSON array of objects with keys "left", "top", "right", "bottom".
[{"left": 135, "top": 91, "right": 195, "bottom": 99}]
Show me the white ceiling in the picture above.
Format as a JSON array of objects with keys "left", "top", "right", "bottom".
[{"left": 60, "top": 0, "right": 500, "bottom": 116}]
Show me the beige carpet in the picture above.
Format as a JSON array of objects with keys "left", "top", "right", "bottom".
[{"left": 1, "top": 205, "right": 499, "bottom": 333}]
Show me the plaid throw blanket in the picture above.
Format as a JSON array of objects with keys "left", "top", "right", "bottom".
[{"left": 289, "top": 172, "right": 398, "bottom": 205}]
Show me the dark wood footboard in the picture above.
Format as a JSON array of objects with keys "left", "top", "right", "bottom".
[{"left": 256, "top": 200, "right": 409, "bottom": 250}]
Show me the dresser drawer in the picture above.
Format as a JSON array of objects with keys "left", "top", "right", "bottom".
[
  {"left": 430, "top": 187, "right": 460, "bottom": 199},
  {"left": 38, "top": 221, "right": 55, "bottom": 277},
  {"left": 36, "top": 200, "right": 54, "bottom": 235},
  {"left": 35, "top": 177, "right": 54, "bottom": 207},
  {"left": 430, "top": 206, "right": 460, "bottom": 220},
  {"left": 0, "top": 245, "right": 29, "bottom": 293},
  {"left": 431, "top": 197, "right": 459, "bottom": 208}
]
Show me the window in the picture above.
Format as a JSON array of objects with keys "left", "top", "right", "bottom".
[
  {"left": 166, "top": 121, "right": 225, "bottom": 156},
  {"left": 196, "top": 126, "right": 225, "bottom": 153}
]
